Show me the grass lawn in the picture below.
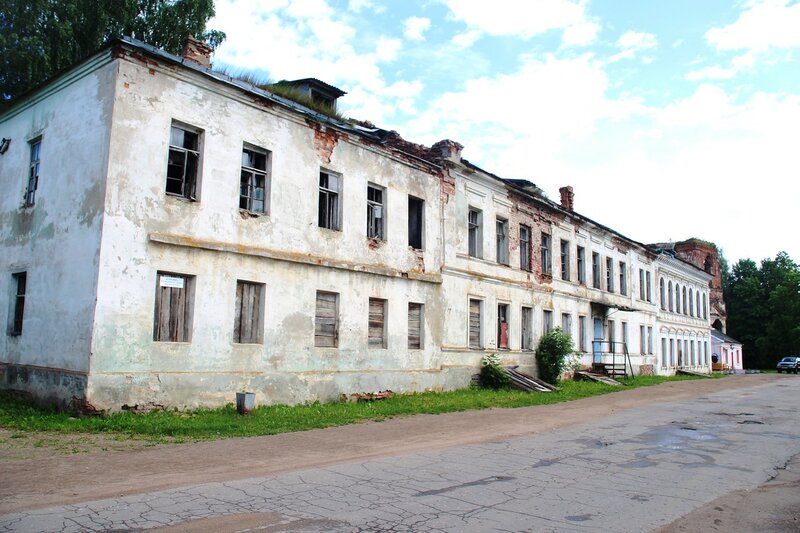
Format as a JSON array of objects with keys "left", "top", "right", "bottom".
[{"left": 0, "top": 374, "right": 716, "bottom": 442}]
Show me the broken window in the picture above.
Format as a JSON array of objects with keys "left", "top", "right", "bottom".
[
  {"left": 367, "top": 184, "right": 386, "bottom": 240},
  {"left": 578, "top": 315, "right": 587, "bottom": 351},
  {"left": 468, "top": 208, "right": 483, "bottom": 258},
  {"left": 318, "top": 171, "right": 341, "bottom": 230},
  {"left": 25, "top": 138, "right": 41, "bottom": 207},
  {"left": 469, "top": 298, "right": 482, "bottom": 349},
  {"left": 606, "top": 257, "right": 614, "bottom": 293},
  {"left": 234, "top": 281, "right": 264, "bottom": 344},
  {"left": 153, "top": 272, "right": 193, "bottom": 342},
  {"left": 577, "top": 246, "right": 585, "bottom": 284},
  {"left": 496, "top": 218, "right": 509, "bottom": 265},
  {"left": 520, "top": 225, "right": 531, "bottom": 271},
  {"left": 540, "top": 233, "right": 552, "bottom": 276},
  {"left": 368, "top": 298, "right": 387, "bottom": 348},
  {"left": 560, "top": 240, "right": 570, "bottom": 281},
  {"left": 543, "top": 309, "right": 553, "bottom": 334},
  {"left": 561, "top": 313, "right": 572, "bottom": 336},
  {"left": 408, "top": 302, "right": 423, "bottom": 349},
  {"left": 646, "top": 271, "right": 652, "bottom": 302},
  {"left": 497, "top": 303, "right": 509, "bottom": 349},
  {"left": 9, "top": 272, "right": 26, "bottom": 335},
  {"left": 314, "top": 291, "right": 339, "bottom": 347},
  {"left": 240, "top": 146, "right": 270, "bottom": 214},
  {"left": 592, "top": 252, "right": 601, "bottom": 288},
  {"left": 166, "top": 123, "right": 200, "bottom": 200},
  {"left": 408, "top": 195, "right": 424, "bottom": 250},
  {"left": 619, "top": 261, "right": 627, "bottom": 296},
  {"left": 521, "top": 306, "right": 533, "bottom": 350}
]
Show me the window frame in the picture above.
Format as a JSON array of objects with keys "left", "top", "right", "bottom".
[
  {"left": 318, "top": 170, "right": 342, "bottom": 231},
  {"left": 468, "top": 298, "right": 483, "bottom": 350},
  {"left": 577, "top": 246, "right": 586, "bottom": 285},
  {"left": 468, "top": 208, "right": 483, "bottom": 258},
  {"left": 592, "top": 252, "right": 601, "bottom": 288},
  {"left": 619, "top": 261, "right": 627, "bottom": 296},
  {"left": 560, "top": 239, "right": 570, "bottom": 281},
  {"left": 606, "top": 257, "right": 614, "bottom": 293},
  {"left": 166, "top": 122, "right": 201, "bottom": 200},
  {"left": 9, "top": 271, "right": 27, "bottom": 336},
  {"left": 497, "top": 303, "right": 510, "bottom": 349},
  {"left": 496, "top": 218, "right": 509, "bottom": 265},
  {"left": 543, "top": 309, "right": 553, "bottom": 334},
  {"left": 519, "top": 225, "right": 532, "bottom": 271},
  {"left": 239, "top": 144, "right": 271, "bottom": 214},
  {"left": 367, "top": 183, "right": 386, "bottom": 240},
  {"left": 521, "top": 306, "right": 533, "bottom": 350},
  {"left": 25, "top": 137, "right": 42, "bottom": 207},
  {"left": 540, "top": 233, "right": 552, "bottom": 276}
]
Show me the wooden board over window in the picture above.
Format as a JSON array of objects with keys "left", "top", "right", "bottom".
[
  {"left": 315, "top": 291, "right": 338, "bottom": 347},
  {"left": 234, "top": 281, "right": 263, "bottom": 344},
  {"left": 408, "top": 302, "right": 423, "bottom": 349},
  {"left": 469, "top": 299, "right": 482, "bottom": 350},
  {"left": 368, "top": 298, "right": 387, "bottom": 348},
  {"left": 154, "top": 273, "right": 191, "bottom": 342}
]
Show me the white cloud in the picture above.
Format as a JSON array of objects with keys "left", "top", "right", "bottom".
[
  {"left": 442, "top": 0, "right": 599, "bottom": 45},
  {"left": 451, "top": 29, "right": 482, "bottom": 48},
  {"left": 608, "top": 31, "right": 658, "bottom": 62},
  {"left": 706, "top": 0, "right": 800, "bottom": 51},
  {"left": 404, "top": 16, "right": 432, "bottom": 42},
  {"left": 685, "top": 66, "right": 737, "bottom": 80}
]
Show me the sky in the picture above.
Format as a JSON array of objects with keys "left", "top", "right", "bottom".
[{"left": 208, "top": 0, "right": 800, "bottom": 265}]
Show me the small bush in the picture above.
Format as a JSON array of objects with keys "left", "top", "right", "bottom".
[
  {"left": 536, "top": 328, "right": 575, "bottom": 384},
  {"left": 480, "top": 353, "right": 510, "bottom": 390}
]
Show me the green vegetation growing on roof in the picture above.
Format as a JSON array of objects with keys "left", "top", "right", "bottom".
[{"left": 214, "top": 67, "right": 347, "bottom": 121}]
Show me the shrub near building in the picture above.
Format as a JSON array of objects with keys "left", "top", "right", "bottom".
[{"left": 536, "top": 328, "right": 575, "bottom": 384}]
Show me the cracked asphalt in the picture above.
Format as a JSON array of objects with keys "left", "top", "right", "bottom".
[{"left": 2, "top": 376, "right": 799, "bottom": 532}]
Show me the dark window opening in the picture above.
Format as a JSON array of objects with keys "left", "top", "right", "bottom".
[
  {"left": 318, "top": 171, "right": 341, "bottom": 230},
  {"left": 497, "top": 304, "right": 509, "bottom": 349},
  {"left": 166, "top": 125, "right": 200, "bottom": 200},
  {"left": 26, "top": 139, "right": 41, "bottom": 207},
  {"left": 520, "top": 225, "right": 531, "bottom": 271},
  {"left": 367, "top": 184, "right": 385, "bottom": 240},
  {"left": 10, "top": 272, "right": 26, "bottom": 335},
  {"left": 468, "top": 208, "right": 482, "bottom": 257},
  {"left": 408, "top": 195, "right": 424, "bottom": 250}
]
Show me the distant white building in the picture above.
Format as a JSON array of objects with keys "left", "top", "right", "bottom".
[
  {"left": 711, "top": 330, "right": 744, "bottom": 371},
  {"left": 1, "top": 37, "right": 714, "bottom": 409}
]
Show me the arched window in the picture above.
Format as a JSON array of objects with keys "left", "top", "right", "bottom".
[
  {"left": 660, "top": 278, "right": 665, "bottom": 309},
  {"left": 696, "top": 291, "right": 700, "bottom": 317},
  {"left": 703, "top": 293, "right": 708, "bottom": 319},
  {"left": 668, "top": 281, "right": 674, "bottom": 311},
  {"left": 676, "top": 284, "right": 681, "bottom": 314},
  {"left": 689, "top": 288, "right": 694, "bottom": 316},
  {"left": 704, "top": 255, "right": 712, "bottom": 274},
  {"left": 682, "top": 286, "right": 687, "bottom": 315}
]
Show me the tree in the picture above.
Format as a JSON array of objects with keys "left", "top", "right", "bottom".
[
  {"left": 725, "top": 252, "right": 800, "bottom": 368},
  {"left": 0, "top": 0, "right": 225, "bottom": 103},
  {"left": 535, "top": 328, "right": 574, "bottom": 384}
]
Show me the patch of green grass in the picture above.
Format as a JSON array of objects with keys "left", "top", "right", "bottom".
[{"left": 0, "top": 375, "right": 715, "bottom": 441}]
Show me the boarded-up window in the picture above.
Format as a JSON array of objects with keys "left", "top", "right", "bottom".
[
  {"left": 153, "top": 273, "right": 192, "bottom": 342},
  {"left": 543, "top": 310, "right": 553, "bottom": 334},
  {"left": 408, "top": 302, "right": 423, "bottom": 349},
  {"left": 368, "top": 298, "right": 387, "bottom": 348},
  {"left": 234, "top": 281, "right": 264, "bottom": 344},
  {"left": 315, "top": 291, "right": 339, "bottom": 347},
  {"left": 469, "top": 299, "right": 482, "bottom": 349},
  {"left": 521, "top": 306, "right": 533, "bottom": 350}
]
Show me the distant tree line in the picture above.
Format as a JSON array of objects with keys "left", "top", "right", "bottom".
[
  {"left": 0, "top": 0, "right": 225, "bottom": 105},
  {"left": 724, "top": 251, "right": 800, "bottom": 369}
]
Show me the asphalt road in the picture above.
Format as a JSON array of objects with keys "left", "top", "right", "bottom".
[{"left": 1, "top": 376, "right": 799, "bottom": 532}]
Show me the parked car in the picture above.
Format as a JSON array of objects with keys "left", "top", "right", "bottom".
[{"left": 776, "top": 356, "right": 800, "bottom": 373}]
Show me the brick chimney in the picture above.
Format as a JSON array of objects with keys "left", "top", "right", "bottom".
[
  {"left": 181, "top": 35, "right": 213, "bottom": 68},
  {"left": 431, "top": 139, "right": 463, "bottom": 163},
  {"left": 559, "top": 186, "right": 574, "bottom": 210}
]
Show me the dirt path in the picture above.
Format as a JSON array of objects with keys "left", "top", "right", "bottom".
[{"left": 0, "top": 374, "right": 782, "bottom": 515}]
